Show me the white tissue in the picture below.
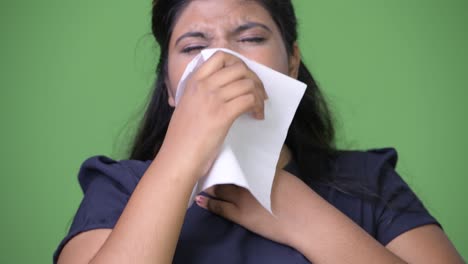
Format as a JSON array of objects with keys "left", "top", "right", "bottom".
[{"left": 176, "top": 48, "right": 306, "bottom": 214}]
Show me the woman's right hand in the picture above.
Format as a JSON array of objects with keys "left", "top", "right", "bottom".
[{"left": 160, "top": 51, "right": 268, "bottom": 179}]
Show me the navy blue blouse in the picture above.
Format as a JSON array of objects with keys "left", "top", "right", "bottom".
[{"left": 53, "top": 148, "right": 440, "bottom": 263}]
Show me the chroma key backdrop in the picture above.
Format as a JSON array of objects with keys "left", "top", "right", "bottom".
[{"left": 1, "top": 0, "right": 467, "bottom": 263}]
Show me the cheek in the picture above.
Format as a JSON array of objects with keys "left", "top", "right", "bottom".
[
  {"left": 271, "top": 55, "right": 290, "bottom": 75},
  {"left": 247, "top": 46, "right": 289, "bottom": 75},
  {"left": 254, "top": 53, "right": 289, "bottom": 75},
  {"left": 167, "top": 56, "right": 189, "bottom": 96}
]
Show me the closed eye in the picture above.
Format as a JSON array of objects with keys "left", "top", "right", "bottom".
[
  {"left": 181, "top": 37, "right": 265, "bottom": 54},
  {"left": 181, "top": 45, "right": 206, "bottom": 54},
  {"left": 240, "top": 37, "right": 266, "bottom": 43}
]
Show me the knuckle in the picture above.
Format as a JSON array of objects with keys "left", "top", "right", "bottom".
[
  {"left": 253, "top": 78, "right": 263, "bottom": 89},
  {"left": 235, "top": 58, "right": 248, "bottom": 67},
  {"left": 226, "top": 54, "right": 243, "bottom": 66},
  {"left": 213, "top": 50, "right": 224, "bottom": 59},
  {"left": 246, "top": 93, "right": 256, "bottom": 105},
  {"left": 196, "top": 80, "right": 209, "bottom": 92},
  {"left": 233, "top": 60, "right": 247, "bottom": 70},
  {"left": 257, "top": 79, "right": 264, "bottom": 89},
  {"left": 244, "top": 79, "right": 256, "bottom": 89},
  {"left": 216, "top": 51, "right": 229, "bottom": 63},
  {"left": 209, "top": 201, "right": 223, "bottom": 215},
  {"left": 213, "top": 186, "right": 222, "bottom": 197},
  {"left": 231, "top": 62, "right": 245, "bottom": 75}
]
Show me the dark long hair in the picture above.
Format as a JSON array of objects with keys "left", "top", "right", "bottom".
[{"left": 129, "top": 0, "right": 336, "bottom": 185}]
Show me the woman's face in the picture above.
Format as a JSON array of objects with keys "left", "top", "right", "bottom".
[{"left": 165, "top": 0, "right": 300, "bottom": 106}]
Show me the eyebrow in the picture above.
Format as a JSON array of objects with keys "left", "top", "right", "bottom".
[
  {"left": 175, "top": 22, "right": 272, "bottom": 46},
  {"left": 175, "top": 31, "right": 208, "bottom": 46},
  {"left": 233, "top": 22, "right": 272, "bottom": 35}
]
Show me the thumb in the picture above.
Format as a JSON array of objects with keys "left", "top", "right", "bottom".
[{"left": 196, "top": 195, "right": 239, "bottom": 221}]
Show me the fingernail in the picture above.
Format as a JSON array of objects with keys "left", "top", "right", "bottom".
[
  {"left": 259, "top": 111, "right": 265, "bottom": 120},
  {"left": 196, "top": 195, "right": 207, "bottom": 208}
]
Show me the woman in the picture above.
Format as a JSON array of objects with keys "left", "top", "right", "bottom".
[{"left": 54, "top": 0, "right": 464, "bottom": 263}]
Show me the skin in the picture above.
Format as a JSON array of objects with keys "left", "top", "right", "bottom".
[{"left": 57, "top": 0, "right": 464, "bottom": 263}]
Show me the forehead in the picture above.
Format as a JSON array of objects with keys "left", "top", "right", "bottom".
[{"left": 172, "top": 0, "right": 275, "bottom": 33}]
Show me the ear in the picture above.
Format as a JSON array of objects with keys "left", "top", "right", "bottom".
[
  {"left": 288, "top": 42, "right": 301, "bottom": 79},
  {"left": 165, "top": 78, "right": 176, "bottom": 107}
]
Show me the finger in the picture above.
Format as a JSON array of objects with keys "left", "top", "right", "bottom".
[
  {"left": 212, "top": 184, "right": 242, "bottom": 203},
  {"left": 195, "top": 195, "right": 239, "bottom": 221},
  {"left": 194, "top": 52, "right": 267, "bottom": 104},
  {"left": 218, "top": 79, "right": 253, "bottom": 101},
  {"left": 205, "top": 61, "right": 247, "bottom": 86},
  {"left": 233, "top": 62, "right": 267, "bottom": 101},
  {"left": 206, "top": 60, "right": 267, "bottom": 102},
  {"left": 194, "top": 51, "right": 242, "bottom": 81},
  {"left": 208, "top": 63, "right": 266, "bottom": 106},
  {"left": 219, "top": 79, "right": 264, "bottom": 119},
  {"left": 205, "top": 61, "right": 264, "bottom": 93},
  {"left": 225, "top": 90, "right": 264, "bottom": 121},
  {"left": 225, "top": 93, "right": 261, "bottom": 121},
  {"left": 243, "top": 71, "right": 267, "bottom": 101}
]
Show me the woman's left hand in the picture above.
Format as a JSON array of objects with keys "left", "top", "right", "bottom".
[{"left": 195, "top": 168, "right": 314, "bottom": 248}]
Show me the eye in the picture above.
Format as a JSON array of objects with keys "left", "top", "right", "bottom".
[
  {"left": 181, "top": 45, "right": 206, "bottom": 54},
  {"left": 240, "top": 37, "right": 266, "bottom": 43}
]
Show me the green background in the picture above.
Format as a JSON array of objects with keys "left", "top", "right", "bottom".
[{"left": 1, "top": 0, "right": 466, "bottom": 263}]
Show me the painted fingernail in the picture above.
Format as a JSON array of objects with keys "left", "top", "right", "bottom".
[{"left": 196, "top": 195, "right": 207, "bottom": 208}]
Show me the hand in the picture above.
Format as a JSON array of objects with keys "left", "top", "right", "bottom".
[
  {"left": 161, "top": 51, "right": 268, "bottom": 179},
  {"left": 195, "top": 169, "right": 314, "bottom": 248}
]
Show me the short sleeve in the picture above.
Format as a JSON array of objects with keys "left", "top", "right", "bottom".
[
  {"left": 367, "top": 148, "right": 442, "bottom": 245},
  {"left": 53, "top": 156, "right": 149, "bottom": 263}
]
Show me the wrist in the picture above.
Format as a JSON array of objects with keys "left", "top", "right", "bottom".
[{"left": 153, "top": 143, "right": 204, "bottom": 184}]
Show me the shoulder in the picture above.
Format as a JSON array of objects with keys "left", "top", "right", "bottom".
[
  {"left": 328, "top": 147, "right": 419, "bottom": 205},
  {"left": 77, "top": 155, "right": 153, "bottom": 194},
  {"left": 52, "top": 156, "right": 152, "bottom": 263},
  {"left": 329, "top": 147, "right": 399, "bottom": 190},
  {"left": 308, "top": 147, "right": 400, "bottom": 203},
  {"left": 334, "top": 147, "right": 398, "bottom": 174},
  {"left": 322, "top": 148, "right": 440, "bottom": 245}
]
